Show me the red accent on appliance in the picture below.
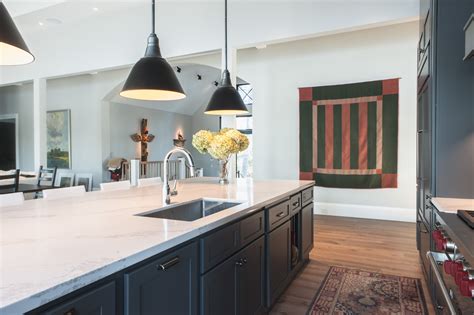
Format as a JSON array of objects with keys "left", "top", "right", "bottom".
[
  {"left": 442, "top": 238, "right": 449, "bottom": 251},
  {"left": 444, "top": 260, "right": 453, "bottom": 274},
  {"left": 460, "top": 278, "right": 474, "bottom": 297},
  {"left": 450, "top": 261, "right": 463, "bottom": 276},
  {"left": 432, "top": 230, "right": 442, "bottom": 239},
  {"left": 455, "top": 270, "right": 468, "bottom": 285},
  {"left": 432, "top": 230, "right": 445, "bottom": 251}
]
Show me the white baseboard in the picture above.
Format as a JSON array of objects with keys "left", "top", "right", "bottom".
[{"left": 314, "top": 202, "right": 416, "bottom": 222}]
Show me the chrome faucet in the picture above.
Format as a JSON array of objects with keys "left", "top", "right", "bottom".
[{"left": 163, "top": 147, "right": 196, "bottom": 205}]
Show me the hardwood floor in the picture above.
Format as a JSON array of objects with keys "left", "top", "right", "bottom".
[{"left": 269, "top": 215, "right": 435, "bottom": 315}]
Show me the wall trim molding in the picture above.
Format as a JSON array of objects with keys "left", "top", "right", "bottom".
[{"left": 314, "top": 201, "right": 416, "bottom": 222}]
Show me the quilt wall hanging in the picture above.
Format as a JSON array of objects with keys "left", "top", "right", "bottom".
[{"left": 299, "top": 79, "right": 399, "bottom": 188}]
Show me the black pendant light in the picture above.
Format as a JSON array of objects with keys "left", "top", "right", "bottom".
[
  {"left": 120, "top": 0, "right": 185, "bottom": 101},
  {"left": 0, "top": 2, "right": 35, "bottom": 65},
  {"left": 205, "top": 0, "right": 248, "bottom": 115}
]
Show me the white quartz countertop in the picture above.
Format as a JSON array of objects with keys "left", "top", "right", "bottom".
[
  {"left": 432, "top": 197, "right": 474, "bottom": 213},
  {"left": 0, "top": 178, "right": 314, "bottom": 314}
]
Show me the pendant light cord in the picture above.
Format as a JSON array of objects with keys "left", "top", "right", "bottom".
[
  {"left": 224, "top": 0, "right": 228, "bottom": 70},
  {"left": 152, "top": 0, "right": 156, "bottom": 34}
]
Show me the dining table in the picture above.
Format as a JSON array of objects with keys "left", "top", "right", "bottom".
[{"left": 0, "top": 184, "right": 56, "bottom": 195}]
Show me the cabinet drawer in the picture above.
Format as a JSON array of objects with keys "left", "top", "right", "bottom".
[
  {"left": 201, "top": 222, "right": 240, "bottom": 273},
  {"left": 268, "top": 200, "right": 290, "bottom": 231},
  {"left": 201, "top": 211, "right": 264, "bottom": 273},
  {"left": 240, "top": 211, "right": 264, "bottom": 248},
  {"left": 301, "top": 187, "right": 314, "bottom": 206},
  {"left": 289, "top": 193, "right": 302, "bottom": 215},
  {"left": 124, "top": 242, "right": 198, "bottom": 315},
  {"left": 42, "top": 282, "right": 116, "bottom": 315}
]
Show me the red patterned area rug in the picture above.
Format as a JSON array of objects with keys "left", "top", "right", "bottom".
[{"left": 307, "top": 266, "right": 428, "bottom": 315}]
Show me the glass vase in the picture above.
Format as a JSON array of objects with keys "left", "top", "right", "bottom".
[{"left": 218, "top": 159, "right": 229, "bottom": 184}]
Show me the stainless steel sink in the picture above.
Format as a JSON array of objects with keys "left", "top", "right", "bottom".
[{"left": 137, "top": 199, "right": 242, "bottom": 222}]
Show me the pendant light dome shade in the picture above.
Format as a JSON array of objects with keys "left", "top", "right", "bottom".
[
  {"left": 120, "top": 51, "right": 186, "bottom": 101},
  {"left": 0, "top": 3, "right": 35, "bottom": 66},
  {"left": 120, "top": 1, "right": 185, "bottom": 101},
  {"left": 205, "top": 70, "right": 248, "bottom": 115}
]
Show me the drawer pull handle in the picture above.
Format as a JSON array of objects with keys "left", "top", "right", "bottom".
[
  {"left": 276, "top": 211, "right": 286, "bottom": 217},
  {"left": 63, "top": 308, "right": 76, "bottom": 315},
  {"left": 157, "top": 256, "right": 180, "bottom": 271},
  {"left": 292, "top": 201, "right": 300, "bottom": 207}
]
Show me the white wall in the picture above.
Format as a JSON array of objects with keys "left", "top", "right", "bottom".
[
  {"left": 47, "top": 70, "right": 127, "bottom": 186},
  {"left": 0, "top": 83, "right": 35, "bottom": 171},
  {"left": 109, "top": 102, "right": 193, "bottom": 162},
  {"left": 238, "top": 22, "right": 418, "bottom": 221}
]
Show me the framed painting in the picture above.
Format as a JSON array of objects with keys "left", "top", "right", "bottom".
[{"left": 47, "top": 109, "right": 72, "bottom": 169}]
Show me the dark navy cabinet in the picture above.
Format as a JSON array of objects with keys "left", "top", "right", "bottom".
[
  {"left": 124, "top": 242, "right": 198, "bottom": 315},
  {"left": 201, "top": 236, "right": 265, "bottom": 315},
  {"left": 28, "top": 186, "right": 314, "bottom": 315},
  {"left": 301, "top": 203, "right": 314, "bottom": 257},
  {"left": 237, "top": 237, "right": 265, "bottom": 315},
  {"left": 266, "top": 220, "right": 291, "bottom": 306},
  {"left": 40, "top": 282, "right": 116, "bottom": 315},
  {"left": 416, "top": 1, "right": 474, "bottom": 313}
]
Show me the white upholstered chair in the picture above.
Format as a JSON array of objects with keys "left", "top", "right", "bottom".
[
  {"left": 100, "top": 180, "right": 131, "bottom": 192},
  {"left": 137, "top": 177, "right": 162, "bottom": 187},
  {"left": 43, "top": 186, "right": 86, "bottom": 200},
  {"left": 0, "top": 192, "right": 24, "bottom": 207}
]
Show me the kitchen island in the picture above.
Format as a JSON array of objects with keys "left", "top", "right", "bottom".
[{"left": 0, "top": 178, "right": 314, "bottom": 314}]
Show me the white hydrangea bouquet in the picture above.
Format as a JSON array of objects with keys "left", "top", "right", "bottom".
[{"left": 192, "top": 128, "right": 249, "bottom": 184}]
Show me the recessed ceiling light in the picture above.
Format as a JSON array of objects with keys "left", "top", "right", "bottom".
[
  {"left": 45, "top": 18, "right": 62, "bottom": 25},
  {"left": 38, "top": 21, "right": 44, "bottom": 26},
  {"left": 93, "top": 7, "right": 99, "bottom": 12}
]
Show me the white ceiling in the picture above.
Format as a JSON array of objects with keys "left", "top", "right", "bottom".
[
  {"left": 3, "top": 0, "right": 63, "bottom": 17},
  {"left": 6, "top": 0, "right": 144, "bottom": 33}
]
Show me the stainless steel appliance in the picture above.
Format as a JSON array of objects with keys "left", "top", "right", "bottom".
[{"left": 427, "top": 220, "right": 474, "bottom": 314}]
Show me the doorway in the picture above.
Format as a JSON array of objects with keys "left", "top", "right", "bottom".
[{"left": 0, "top": 114, "right": 19, "bottom": 170}]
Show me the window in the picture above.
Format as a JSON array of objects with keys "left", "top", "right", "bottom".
[
  {"left": 236, "top": 84, "right": 253, "bottom": 178},
  {"left": 237, "top": 83, "right": 253, "bottom": 105}
]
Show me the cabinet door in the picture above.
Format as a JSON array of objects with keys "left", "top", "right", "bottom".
[
  {"left": 301, "top": 203, "right": 314, "bottom": 257},
  {"left": 417, "top": 219, "right": 430, "bottom": 280},
  {"left": 237, "top": 237, "right": 265, "bottom": 315},
  {"left": 124, "top": 242, "right": 198, "bottom": 315},
  {"left": 267, "top": 220, "right": 291, "bottom": 307},
  {"left": 417, "top": 81, "right": 432, "bottom": 225},
  {"left": 41, "top": 282, "right": 115, "bottom": 315},
  {"left": 201, "top": 254, "right": 238, "bottom": 315}
]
